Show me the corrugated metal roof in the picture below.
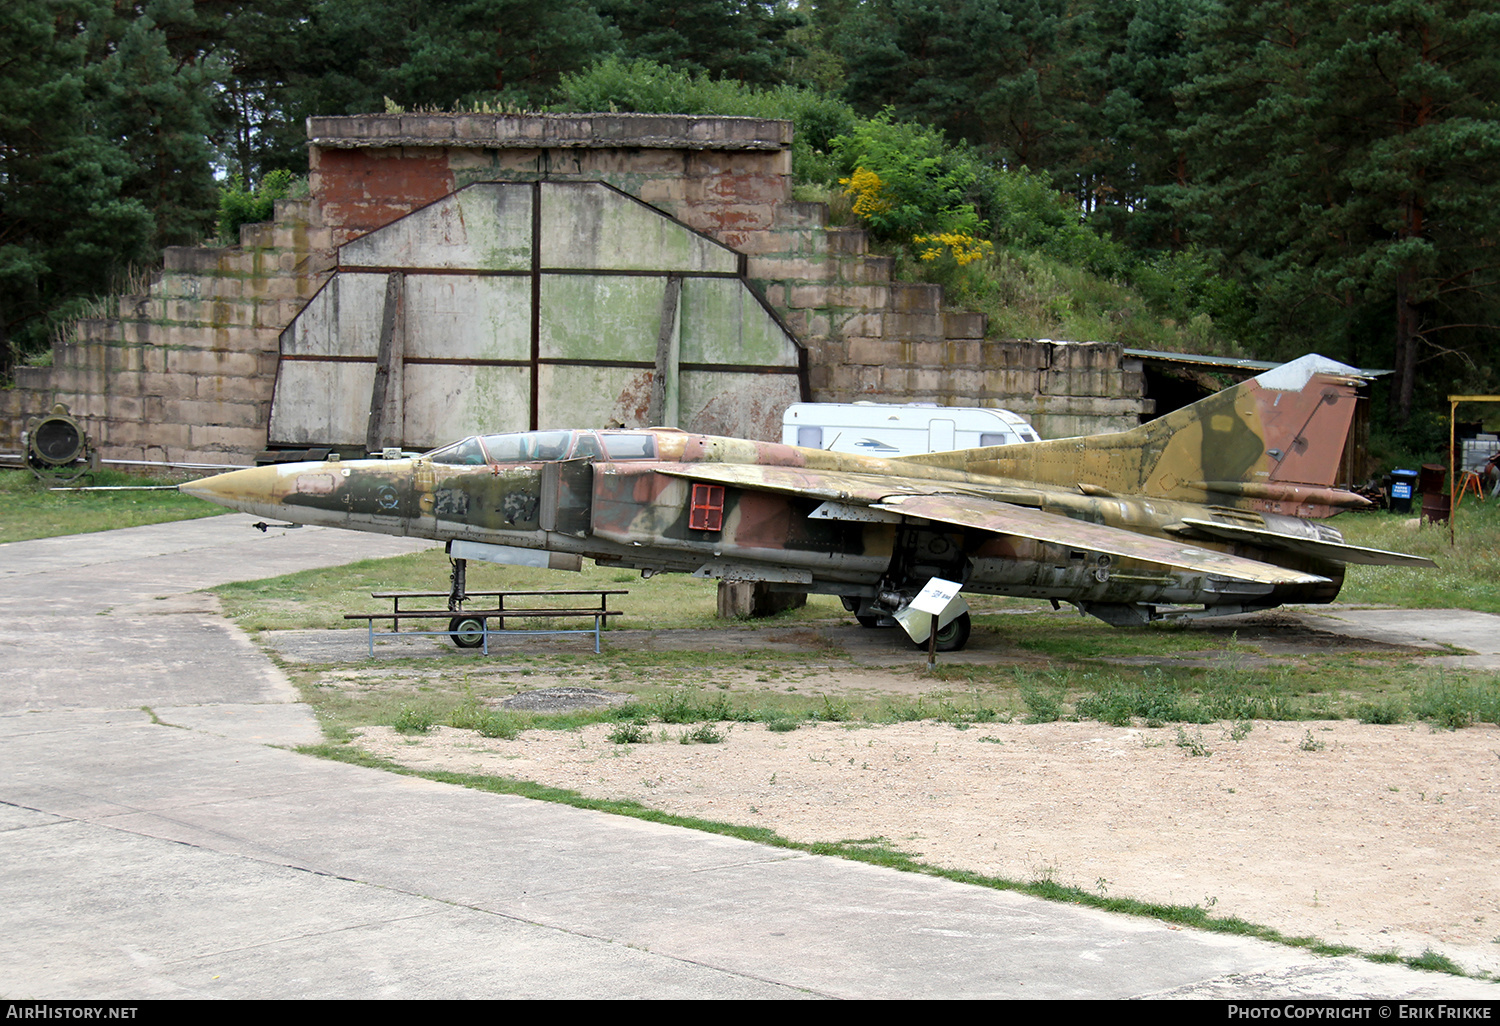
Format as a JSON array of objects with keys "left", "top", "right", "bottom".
[{"left": 1123, "top": 348, "right": 1390, "bottom": 378}]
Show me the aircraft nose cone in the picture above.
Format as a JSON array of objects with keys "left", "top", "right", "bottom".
[{"left": 179, "top": 465, "right": 283, "bottom": 514}]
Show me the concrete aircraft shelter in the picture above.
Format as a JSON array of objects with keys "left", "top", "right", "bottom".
[
  {"left": 1, "top": 114, "right": 1156, "bottom": 467},
  {"left": 271, "top": 180, "right": 804, "bottom": 452}
]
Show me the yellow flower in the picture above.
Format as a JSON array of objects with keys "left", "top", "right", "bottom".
[
  {"left": 912, "top": 232, "right": 993, "bottom": 266},
  {"left": 840, "top": 167, "right": 892, "bottom": 218}
]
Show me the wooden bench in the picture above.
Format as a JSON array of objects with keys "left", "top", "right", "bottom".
[{"left": 344, "top": 589, "right": 627, "bottom": 655}]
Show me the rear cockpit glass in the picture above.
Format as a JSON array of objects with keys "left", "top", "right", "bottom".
[{"left": 601, "top": 433, "right": 657, "bottom": 460}]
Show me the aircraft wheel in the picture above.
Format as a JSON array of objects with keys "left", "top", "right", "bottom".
[
  {"left": 912, "top": 612, "right": 971, "bottom": 652},
  {"left": 855, "top": 614, "right": 883, "bottom": 628},
  {"left": 448, "top": 615, "right": 486, "bottom": 648}
]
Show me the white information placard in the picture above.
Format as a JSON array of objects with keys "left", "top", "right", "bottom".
[{"left": 910, "top": 577, "right": 965, "bottom": 616}]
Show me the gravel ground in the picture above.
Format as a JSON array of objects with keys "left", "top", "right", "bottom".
[{"left": 356, "top": 712, "right": 1500, "bottom": 978}]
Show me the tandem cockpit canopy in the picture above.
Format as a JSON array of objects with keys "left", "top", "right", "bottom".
[{"left": 423, "top": 430, "right": 660, "bottom": 466}]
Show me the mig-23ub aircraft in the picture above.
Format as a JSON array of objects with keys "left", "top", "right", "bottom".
[{"left": 181, "top": 353, "right": 1433, "bottom": 651}]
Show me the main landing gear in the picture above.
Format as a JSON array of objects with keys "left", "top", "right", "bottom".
[
  {"left": 446, "top": 554, "right": 483, "bottom": 648},
  {"left": 920, "top": 611, "right": 971, "bottom": 652}
]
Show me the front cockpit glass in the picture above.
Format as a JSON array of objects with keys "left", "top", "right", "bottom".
[
  {"left": 601, "top": 433, "right": 657, "bottom": 460},
  {"left": 425, "top": 438, "right": 488, "bottom": 465},
  {"left": 478, "top": 430, "right": 573, "bottom": 464},
  {"left": 426, "top": 430, "right": 645, "bottom": 466}
]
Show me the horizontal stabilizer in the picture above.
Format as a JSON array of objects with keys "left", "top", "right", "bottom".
[{"left": 1174, "top": 518, "right": 1437, "bottom": 567}]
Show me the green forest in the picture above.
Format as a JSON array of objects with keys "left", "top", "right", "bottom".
[{"left": 4, "top": 0, "right": 1497, "bottom": 452}]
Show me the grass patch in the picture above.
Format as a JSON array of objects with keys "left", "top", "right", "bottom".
[
  {"left": 283, "top": 642, "right": 1500, "bottom": 744},
  {"left": 449, "top": 703, "right": 522, "bottom": 739},
  {"left": 209, "top": 530, "right": 1500, "bottom": 740},
  {"left": 1337, "top": 503, "right": 1500, "bottom": 614},
  {"left": 1074, "top": 674, "right": 1195, "bottom": 727},
  {"left": 214, "top": 547, "right": 851, "bottom": 632},
  {"left": 0, "top": 467, "right": 226, "bottom": 543},
  {"left": 1409, "top": 675, "right": 1500, "bottom": 730}
]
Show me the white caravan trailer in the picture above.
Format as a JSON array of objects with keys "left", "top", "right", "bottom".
[{"left": 781, "top": 402, "right": 1041, "bottom": 456}]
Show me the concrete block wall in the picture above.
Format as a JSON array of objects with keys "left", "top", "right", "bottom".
[
  {"left": 739, "top": 199, "right": 1149, "bottom": 438},
  {"left": 3, "top": 199, "right": 334, "bottom": 466}
]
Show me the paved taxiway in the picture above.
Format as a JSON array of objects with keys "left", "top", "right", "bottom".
[{"left": 2, "top": 515, "right": 1495, "bottom": 998}]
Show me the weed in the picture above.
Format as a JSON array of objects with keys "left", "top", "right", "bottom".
[
  {"left": 449, "top": 704, "right": 520, "bottom": 740},
  {"left": 1174, "top": 726, "right": 1211, "bottom": 757},
  {"left": 1076, "top": 675, "right": 1193, "bottom": 726},
  {"left": 608, "top": 723, "right": 650, "bottom": 744},
  {"left": 882, "top": 697, "right": 930, "bottom": 723},
  {"left": 816, "top": 696, "right": 852, "bottom": 722},
  {"left": 679, "top": 723, "right": 725, "bottom": 744},
  {"left": 1298, "top": 730, "right": 1325, "bottom": 752},
  {"left": 394, "top": 705, "right": 434, "bottom": 734},
  {"left": 1228, "top": 721, "right": 1253, "bottom": 741},
  {"left": 1355, "top": 698, "right": 1407, "bottom": 725},
  {"left": 1198, "top": 669, "right": 1299, "bottom": 722},
  {"left": 607, "top": 701, "right": 645, "bottom": 722},
  {"left": 1018, "top": 684, "right": 1064, "bottom": 724}
]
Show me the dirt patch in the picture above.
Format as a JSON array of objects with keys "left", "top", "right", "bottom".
[
  {"left": 498, "top": 686, "right": 632, "bottom": 712},
  {"left": 357, "top": 715, "right": 1500, "bottom": 977}
]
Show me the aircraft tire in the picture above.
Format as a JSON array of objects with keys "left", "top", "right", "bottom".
[
  {"left": 855, "top": 614, "right": 884, "bottom": 628},
  {"left": 911, "top": 611, "right": 971, "bottom": 652},
  {"left": 448, "top": 615, "right": 487, "bottom": 648}
]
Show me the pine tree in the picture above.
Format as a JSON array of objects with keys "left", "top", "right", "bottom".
[
  {"left": 597, "top": 1, "right": 804, "bottom": 86},
  {"left": 1173, "top": 0, "right": 1500, "bottom": 419},
  {"left": 1076, "top": 0, "right": 1207, "bottom": 247},
  {"left": 84, "top": 1, "right": 223, "bottom": 248},
  {"left": 834, "top": 0, "right": 1081, "bottom": 169},
  {"left": 0, "top": 0, "right": 154, "bottom": 374}
]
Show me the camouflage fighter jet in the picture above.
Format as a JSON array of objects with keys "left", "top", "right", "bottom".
[{"left": 181, "top": 354, "right": 1433, "bottom": 651}]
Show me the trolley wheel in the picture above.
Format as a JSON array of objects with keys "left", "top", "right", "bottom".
[{"left": 448, "top": 615, "right": 486, "bottom": 648}]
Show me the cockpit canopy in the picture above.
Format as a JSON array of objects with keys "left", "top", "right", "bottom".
[{"left": 424, "top": 430, "right": 658, "bottom": 466}]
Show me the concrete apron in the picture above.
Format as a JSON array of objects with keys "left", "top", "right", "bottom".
[{"left": 1, "top": 515, "right": 1494, "bottom": 999}]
